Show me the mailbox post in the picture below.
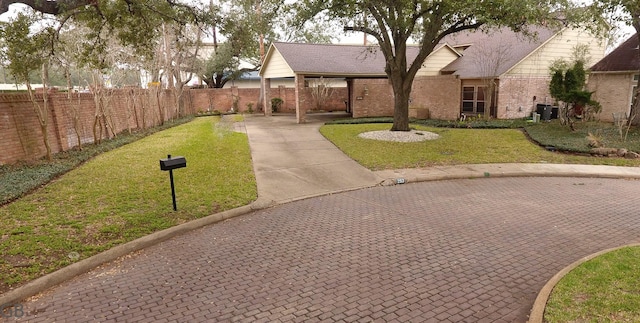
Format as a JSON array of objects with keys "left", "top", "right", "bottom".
[{"left": 159, "top": 154, "right": 187, "bottom": 211}]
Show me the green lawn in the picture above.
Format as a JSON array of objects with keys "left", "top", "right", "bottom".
[
  {"left": 545, "top": 246, "right": 640, "bottom": 322},
  {"left": 0, "top": 116, "right": 257, "bottom": 293},
  {"left": 320, "top": 123, "right": 640, "bottom": 170}
]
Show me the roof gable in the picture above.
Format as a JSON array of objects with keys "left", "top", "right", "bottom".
[
  {"left": 261, "top": 42, "right": 420, "bottom": 77},
  {"left": 439, "top": 26, "right": 558, "bottom": 78},
  {"left": 260, "top": 44, "right": 295, "bottom": 78},
  {"left": 590, "top": 33, "right": 640, "bottom": 72}
]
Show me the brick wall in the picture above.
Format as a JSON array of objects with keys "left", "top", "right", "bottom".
[
  {"left": 1, "top": 85, "right": 350, "bottom": 165},
  {"left": 497, "top": 76, "right": 553, "bottom": 119},
  {"left": 351, "top": 76, "right": 461, "bottom": 119},
  {"left": 411, "top": 76, "right": 461, "bottom": 120},
  {"left": 187, "top": 86, "right": 347, "bottom": 114},
  {"left": 1, "top": 88, "right": 180, "bottom": 165},
  {"left": 587, "top": 73, "right": 634, "bottom": 122}
]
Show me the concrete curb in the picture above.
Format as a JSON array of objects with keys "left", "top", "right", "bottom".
[
  {"left": 392, "top": 171, "right": 640, "bottom": 183},
  {"left": 0, "top": 203, "right": 263, "bottom": 306},
  {"left": 374, "top": 164, "right": 640, "bottom": 185},
  {"left": 528, "top": 243, "right": 640, "bottom": 323}
]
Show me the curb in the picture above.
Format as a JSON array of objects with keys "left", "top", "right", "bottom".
[
  {"left": 0, "top": 203, "right": 264, "bottom": 306},
  {"left": 528, "top": 243, "right": 640, "bottom": 323},
  {"left": 374, "top": 164, "right": 640, "bottom": 186}
]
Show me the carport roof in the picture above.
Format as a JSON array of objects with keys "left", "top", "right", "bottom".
[{"left": 261, "top": 42, "right": 422, "bottom": 77}]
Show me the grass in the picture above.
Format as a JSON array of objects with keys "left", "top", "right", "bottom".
[
  {"left": 0, "top": 116, "right": 257, "bottom": 293},
  {"left": 544, "top": 246, "right": 640, "bottom": 322},
  {"left": 320, "top": 123, "right": 640, "bottom": 170},
  {"left": 0, "top": 117, "right": 195, "bottom": 205}
]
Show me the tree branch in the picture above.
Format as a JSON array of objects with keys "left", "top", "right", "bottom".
[{"left": 0, "top": 0, "right": 90, "bottom": 15}]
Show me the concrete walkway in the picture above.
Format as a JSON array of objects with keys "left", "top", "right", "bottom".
[{"left": 243, "top": 113, "right": 383, "bottom": 206}]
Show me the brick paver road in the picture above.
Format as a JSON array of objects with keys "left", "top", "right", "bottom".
[{"left": 10, "top": 177, "right": 640, "bottom": 322}]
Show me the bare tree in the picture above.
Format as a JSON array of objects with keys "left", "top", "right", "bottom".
[
  {"left": 467, "top": 38, "right": 513, "bottom": 118},
  {"left": 309, "top": 77, "right": 334, "bottom": 111},
  {"left": 163, "top": 23, "right": 203, "bottom": 118},
  {"left": 0, "top": 12, "right": 55, "bottom": 160}
]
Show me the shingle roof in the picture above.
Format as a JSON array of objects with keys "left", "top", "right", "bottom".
[
  {"left": 265, "top": 25, "right": 558, "bottom": 78},
  {"left": 440, "top": 26, "right": 558, "bottom": 78},
  {"left": 270, "top": 42, "right": 421, "bottom": 77},
  {"left": 590, "top": 33, "right": 640, "bottom": 72}
]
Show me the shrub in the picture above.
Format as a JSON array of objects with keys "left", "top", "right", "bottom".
[{"left": 271, "top": 97, "right": 283, "bottom": 112}]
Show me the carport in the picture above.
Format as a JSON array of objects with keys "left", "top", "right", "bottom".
[{"left": 259, "top": 42, "right": 398, "bottom": 123}]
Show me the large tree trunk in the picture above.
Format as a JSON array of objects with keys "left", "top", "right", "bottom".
[
  {"left": 389, "top": 70, "right": 412, "bottom": 132},
  {"left": 391, "top": 87, "right": 411, "bottom": 131}
]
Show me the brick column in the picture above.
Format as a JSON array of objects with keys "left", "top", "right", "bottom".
[
  {"left": 230, "top": 86, "right": 239, "bottom": 113},
  {"left": 262, "top": 78, "right": 272, "bottom": 116},
  {"left": 278, "top": 85, "right": 286, "bottom": 111},
  {"left": 295, "top": 74, "right": 306, "bottom": 124}
]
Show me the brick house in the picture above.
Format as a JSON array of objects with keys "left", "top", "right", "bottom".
[
  {"left": 588, "top": 33, "right": 640, "bottom": 122},
  {"left": 259, "top": 26, "right": 605, "bottom": 123}
]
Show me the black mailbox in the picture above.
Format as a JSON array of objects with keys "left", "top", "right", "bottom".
[
  {"left": 160, "top": 156, "right": 186, "bottom": 171},
  {"left": 159, "top": 154, "right": 186, "bottom": 211}
]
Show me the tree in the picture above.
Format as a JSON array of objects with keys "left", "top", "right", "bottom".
[
  {"left": 293, "top": 0, "right": 595, "bottom": 131},
  {"left": 549, "top": 58, "right": 600, "bottom": 131},
  {"left": 199, "top": 0, "right": 333, "bottom": 90},
  {"left": 309, "top": 77, "right": 334, "bottom": 111},
  {"left": 1, "top": 0, "right": 208, "bottom": 66},
  {"left": 163, "top": 22, "right": 202, "bottom": 117},
  {"left": 0, "top": 12, "right": 55, "bottom": 160},
  {"left": 199, "top": 0, "right": 280, "bottom": 89},
  {"left": 467, "top": 38, "right": 513, "bottom": 118}
]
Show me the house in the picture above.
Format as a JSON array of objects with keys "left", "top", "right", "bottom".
[
  {"left": 588, "top": 33, "right": 640, "bottom": 122},
  {"left": 259, "top": 26, "right": 606, "bottom": 123}
]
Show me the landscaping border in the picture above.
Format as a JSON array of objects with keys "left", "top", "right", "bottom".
[{"left": 528, "top": 243, "right": 640, "bottom": 323}]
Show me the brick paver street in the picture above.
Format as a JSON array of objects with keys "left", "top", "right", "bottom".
[{"left": 10, "top": 177, "right": 640, "bottom": 322}]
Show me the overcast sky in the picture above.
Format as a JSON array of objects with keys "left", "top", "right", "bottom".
[{"left": 0, "top": 2, "right": 636, "bottom": 48}]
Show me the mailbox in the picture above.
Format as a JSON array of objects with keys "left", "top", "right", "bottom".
[
  {"left": 160, "top": 156, "right": 186, "bottom": 171},
  {"left": 159, "top": 154, "right": 186, "bottom": 211}
]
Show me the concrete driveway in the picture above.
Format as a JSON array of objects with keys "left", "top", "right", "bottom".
[{"left": 243, "top": 113, "right": 382, "bottom": 206}]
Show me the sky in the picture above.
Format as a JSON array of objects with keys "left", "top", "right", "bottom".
[{"left": 0, "top": 2, "right": 637, "bottom": 48}]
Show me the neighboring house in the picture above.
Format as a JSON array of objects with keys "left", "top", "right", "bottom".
[
  {"left": 259, "top": 26, "right": 606, "bottom": 122},
  {"left": 588, "top": 33, "right": 640, "bottom": 122}
]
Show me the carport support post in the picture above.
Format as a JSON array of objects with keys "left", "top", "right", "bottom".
[
  {"left": 295, "top": 74, "right": 306, "bottom": 123},
  {"left": 262, "top": 78, "right": 272, "bottom": 116}
]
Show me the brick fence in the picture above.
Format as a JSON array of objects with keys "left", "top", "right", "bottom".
[{"left": 1, "top": 86, "right": 348, "bottom": 165}]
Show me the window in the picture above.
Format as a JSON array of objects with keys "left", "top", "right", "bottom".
[
  {"left": 634, "top": 74, "right": 639, "bottom": 82},
  {"left": 461, "top": 86, "right": 486, "bottom": 114}
]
